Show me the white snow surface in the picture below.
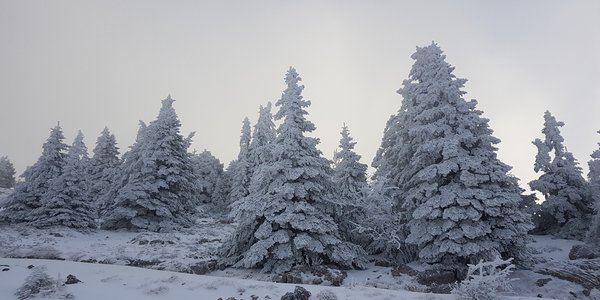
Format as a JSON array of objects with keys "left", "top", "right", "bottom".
[
  {"left": 0, "top": 220, "right": 596, "bottom": 299},
  {"left": 0, "top": 258, "right": 460, "bottom": 300}
]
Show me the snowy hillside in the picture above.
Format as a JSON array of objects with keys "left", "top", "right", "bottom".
[{"left": 0, "top": 221, "right": 598, "bottom": 299}]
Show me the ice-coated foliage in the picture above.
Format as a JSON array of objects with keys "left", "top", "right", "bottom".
[
  {"left": 332, "top": 124, "right": 368, "bottom": 201},
  {"left": 101, "top": 96, "right": 198, "bottom": 232},
  {"left": 371, "top": 111, "right": 407, "bottom": 212},
  {"left": 376, "top": 43, "right": 532, "bottom": 265},
  {"left": 15, "top": 266, "right": 58, "bottom": 300},
  {"left": 88, "top": 127, "right": 120, "bottom": 213},
  {"left": 0, "top": 124, "right": 68, "bottom": 223},
  {"left": 211, "top": 160, "right": 235, "bottom": 210},
  {"left": 529, "top": 111, "right": 592, "bottom": 239},
  {"left": 451, "top": 257, "right": 516, "bottom": 300},
  {"left": 248, "top": 102, "right": 276, "bottom": 174},
  {"left": 31, "top": 130, "right": 96, "bottom": 228},
  {"left": 222, "top": 68, "right": 365, "bottom": 273},
  {"left": 0, "top": 156, "right": 16, "bottom": 188},
  {"left": 229, "top": 117, "right": 252, "bottom": 203},
  {"left": 330, "top": 124, "right": 369, "bottom": 244},
  {"left": 97, "top": 121, "right": 146, "bottom": 216},
  {"left": 587, "top": 130, "right": 600, "bottom": 244},
  {"left": 191, "top": 150, "right": 223, "bottom": 204},
  {"left": 351, "top": 180, "right": 418, "bottom": 263}
]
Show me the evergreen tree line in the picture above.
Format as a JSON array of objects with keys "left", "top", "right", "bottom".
[{"left": 0, "top": 43, "right": 599, "bottom": 273}]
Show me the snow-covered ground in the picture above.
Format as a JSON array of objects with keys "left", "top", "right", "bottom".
[
  {"left": 0, "top": 258, "right": 459, "bottom": 300},
  {"left": 0, "top": 220, "right": 597, "bottom": 299}
]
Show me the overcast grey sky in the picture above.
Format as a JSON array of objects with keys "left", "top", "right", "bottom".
[{"left": 1, "top": 0, "right": 599, "bottom": 191}]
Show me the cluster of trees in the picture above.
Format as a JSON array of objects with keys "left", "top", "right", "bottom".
[{"left": 1, "top": 43, "right": 599, "bottom": 273}]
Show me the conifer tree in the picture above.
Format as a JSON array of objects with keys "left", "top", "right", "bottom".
[
  {"left": 212, "top": 161, "right": 235, "bottom": 209},
  {"left": 0, "top": 156, "right": 16, "bottom": 188},
  {"left": 88, "top": 127, "right": 120, "bottom": 211},
  {"left": 229, "top": 117, "right": 252, "bottom": 203},
  {"left": 248, "top": 102, "right": 276, "bottom": 175},
  {"left": 331, "top": 124, "right": 369, "bottom": 245},
  {"left": 32, "top": 130, "right": 96, "bottom": 228},
  {"left": 101, "top": 96, "right": 198, "bottom": 232},
  {"left": 381, "top": 43, "right": 532, "bottom": 265},
  {"left": 191, "top": 150, "right": 223, "bottom": 204},
  {"left": 222, "top": 68, "right": 365, "bottom": 273},
  {"left": 333, "top": 124, "right": 368, "bottom": 200},
  {"left": 586, "top": 130, "right": 600, "bottom": 244},
  {"left": 529, "top": 111, "right": 592, "bottom": 239},
  {"left": 0, "top": 124, "right": 68, "bottom": 223},
  {"left": 98, "top": 121, "right": 146, "bottom": 216}
]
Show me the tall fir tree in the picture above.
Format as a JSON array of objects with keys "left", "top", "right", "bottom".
[
  {"left": 529, "top": 111, "right": 592, "bottom": 239},
  {"left": 0, "top": 124, "right": 68, "bottom": 223},
  {"left": 229, "top": 117, "right": 252, "bottom": 203},
  {"left": 32, "top": 130, "right": 96, "bottom": 228},
  {"left": 222, "top": 68, "right": 365, "bottom": 273},
  {"left": 379, "top": 43, "right": 532, "bottom": 265},
  {"left": 101, "top": 96, "right": 198, "bottom": 232},
  {"left": 88, "top": 127, "right": 120, "bottom": 212},
  {"left": 98, "top": 121, "right": 147, "bottom": 216},
  {"left": 586, "top": 130, "right": 600, "bottom": 244},
  {"left": 333, "top": 124, "right": 368, "bottom": 200},
  {"left": 331, "top": 124, "right": 369, "bottom": 245},
  {"left": 248, "top": 102, "right": 276, "bottom": 175},
  {"left": 212, "top": 161, "right": 235, "bottom": 210},
  {"left": 0, "top": 156, "right": 16, "bottom": 188}
]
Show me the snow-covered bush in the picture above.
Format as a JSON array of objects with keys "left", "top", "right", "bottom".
[
  {"left": 351, "top": 181, "right": 417, "bottom": 263},
  {"left": 15, "top": 266, "right": 58, "bottom": 299},
  {"left": 451, "top": 257, "right": 516, "bottom": 300},
  {"left": 316, "top": 289, "right": 338, "bottom": 300}
]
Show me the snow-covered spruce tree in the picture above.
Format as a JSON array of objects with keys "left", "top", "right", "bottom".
[
  {"left": 248, "top": 102, "right": 276, "bottom": 175},
  {"left": 87, "top": 127, "right": 120, "bottom": 213},
  {"left": 211, "top": 160, "right": 235, "bottom": 210},
  {"left": 31, "top": 130, "right": 96, "bottom": 228},
  {"left": 190, "top": 150, "right": 223, "bottom": 204},
  {"left": 331, "top": 124, "right": 369, "bottom": 244},
  {"left": 222, "top": 68, "right": 365, "bottom": 273},
  {"left": 369, "top": 108, "right": 418, "bottom": 262},
  {"left": 389, "top": 43, "right": 533, "bottom": 265},
  {"left": 332, "top": 124, "right": 368, "bottom": 200},
  {"left": 586, "top": 130, "right": 600, "bottom": 244},
  {"left": 0, "top": 156, "right": 16, "bottom": 188},
  {"left": 0, "top": 124, "right": 68, "bottom": 223},
  {"left": 97, "top": 121, "right": 146, "bottom": 216},
  {"left": 229, "top": 117, "right": 252, "bottom": 203},
  {"left": 101, "top": 96, "right": 198, "bottom": 232},
  {"left": 529, "top": 111, "right": 592, "bottom": 239}
]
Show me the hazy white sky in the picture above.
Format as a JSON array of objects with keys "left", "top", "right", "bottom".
[{"left": 1, "top": 0, "right": 599, "bottom": 191}]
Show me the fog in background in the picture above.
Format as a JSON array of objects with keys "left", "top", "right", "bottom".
[{"left": 1, "top": 0, "right": 599, "bottom": 192}]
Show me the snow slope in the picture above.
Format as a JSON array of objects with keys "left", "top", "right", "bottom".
[
  {"left": 0, "top": 258, "right": 458, "bottom": 300},
  {"left": 0, "top": 222, "right": 596, "bottom": 299}
]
